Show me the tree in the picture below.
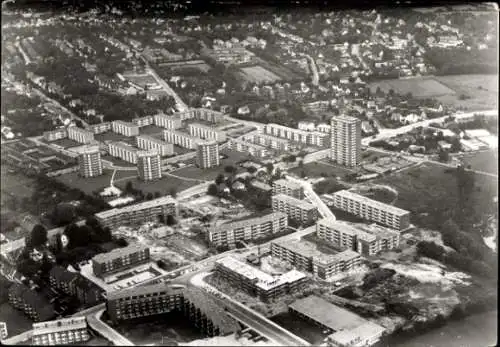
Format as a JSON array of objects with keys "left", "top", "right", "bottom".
[
  {"left": 168, "top": 188, "right": 177, "bottom": 198},
  {"left": 146, "top": 192, "right": 154, "bottom": 200},
  {"left": 438, "top": 150, "right": 450, "bottom": 162},
  {"left": 215, "top": 174, "right": 225, "bottom": 185},
  {"left": 247, "top": 166, "right": 257, "bottom": 174},
  {"left": 125, "top": 181, "right": 134, "bottom": 193},
  {"left": 51, "top": 203, "right": 76, "bottom": 227},
  {"left": 154, "top": 191, "right": 162, "bottom": 199},
  {"left": 29, "top": 225, "right": 48, "bottom": 248},
  {"left": 115, "top": 238, "right": 128, "bottom": 247},
  {"left": 166, "top": 215, "right": 177, "bottom": 226},
  {"left": 265, "top": 163, "right": 274, "bottom": 176},
  {"left": 224, "top": 165, "right": 236, "bottom": 174},
  {"left": 207, "top": 183, "right": 218, "bottom": 196}
]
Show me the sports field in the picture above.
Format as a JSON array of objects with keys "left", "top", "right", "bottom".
[
  {"left": 239, "top": 65, "right": 282, "bottom": 84},
  {"left": 369, "top": 77, "right": 456, "bottom": 98}
]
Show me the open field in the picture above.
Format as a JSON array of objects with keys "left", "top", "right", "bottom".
[
  {"left": 289, "top": 161, "right": 358, "bottom": 179},
  {"left": 460, "top": 149, "right": 498, "bottom": 175},
  {"left": 239, "top": 65, "right": 282, "bottom": 84},
  {"left": 123, "top": 73, "right": 157, "bottom": 87},
  {"left": 158, "top": 60, "right": 212, "bottom": 73},
  {"left": 114, "top": 176, "right": 198, "bottom": 195},
  {"left": 369, "top": 77, "right": 456, "bottom": 98},
  {"left": 55, "top": 169, "right": 114, "bottom": 195},
  {"left": 101, "top": 155, "right": 136, "bottom": 167},
  {"left": 138, "top": 125, "right": 165, "bottom": 136},
  {"left": 434, "top": 74, "right": 498, "bottom": 110},
  {"left": 94, "top": 131, "right": 136, "bottom": 144},
  {"left": 49, "top": 138, "right": 82, "bottom": 148},
  {"left": 1, "top": 166, "right": 37, "bottom": 199},
  {"left": 271, "top": 311, "right": 329, "bottom": 345}
]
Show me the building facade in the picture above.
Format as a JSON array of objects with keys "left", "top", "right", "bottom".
[
  {"left": 43, "top": 129, "right": 67, "bottom": 142},
  {"left": 32, "top": 317, "right": 89, "bottom": 346},
  {"left": 111, "top": 120, "right": 140, "bottom": 137},
  {"left": 136, "top": 135, "right": 174, "bottom": 156},
  {"left": 8, "top": 284, "right": 55, "bottom": 322},
  {"left": 192, "top": 108, "right": 224, "bottom": 123},
  {"left": 227, "top": 138, "right": 268, "bottom": 158},
  {"left": 209, "top": 212, "right": 288, "bottom": 249},
  {"left": 330, "top": 115, "right": 361, "bottom": 167},
  {"left": 133, "top": 116, "right": 154, "bottom": 127},
  {"left": 92, "top": 244, "right": 150, "bottom": 278},
  {"left": 271, "top": 194, "right": 318, "bottom": 225},
  {"left": 67, "top": 126, "right": 94, "bottom": 144},
  {"left": 107, "top": 141, "right": 138, "bottom": 164},
  {"left": 89, "top": 122, "right": 112, "bottom": 134},
  {"left": 249, "top": 134, "right": 290, "bottom": 152},
  {"left": 188, "top": 123, "right": 227, "bottom": 142},
  {"left": 154, "top": 114, "right": 183, "bottom": 129},
  {"left": 196, "top": 141, "right": 220, "bottom": 169},
  {"left": 272, "top": 179, "right": 305, "bottom": 199},
  {"left": 137, "top": 150, "right": 162, "bottom": 181},
  {"left": 264, "top": 123, "right": 309, "bottom": 145},
  {"left": 331, "top": 190, "right": 410, "bottom": 230},
  {"left": 0, "top": 322, "right": 8, "bottom": 340},
  {"left": 95, "top": 196, "right": 178, "bottom": 229},
  {"left": 78, "top": 145, "right": 102, "bottom": 178},
  {"left": 163, "top": 129, "right": 203, "bottom": 149}
]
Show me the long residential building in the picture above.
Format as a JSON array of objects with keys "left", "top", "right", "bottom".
[
  {"left": 8, "top": 284, "right": 55, "bottom": 322},
  {"left": 197, "top": 141, "right": 220, "bottom": 169},
  {"left": 137, "top": 150, "right": 162, "bottom": 181},
  {"left": 331, "top": 190, "right": 411, "bottom": 230},
  {"left": 308, "top": 131, "right": 330, "bottom": 148},
  {"left": 89, "top": 122, "right": 112, "bottom": 134},
  {"left": 227, "top": 138, "right": 268, "bottom": 158},
  {"left": 132, "top": 116, "right": 154, "bottom": 127},
  {"left": 272, "top": 194, "right": 318, "bottom": 225},
  {"left": 245, "top": 133, "right": 290, "bottom": 152},
  {"left": 111, "top": 120, "right": 140, "bottom": 137},
  {"left": 272, "top": 179, "right": 305, "bottom": 199},
  {"left": 209, "top": 212, "right": 288, "bottom": 249},
  {"left": 32, "top": 317, "right": 89, "bottom": 346},
  {"left": 78, "top": 145, "right": 102, "bottom": 177},
  {"left": 107, "top": 141, "right": 138, "bottom": 164},
  {"left": 215, "top": 256, "right": 308, "bottom": 300},
  {"left": 67, "top": 126, "right": 94, "bottom": 144},
  {"left": 154, "top": 113, "right": 183, "bottom": 129},
  {"left": 49, "top": 266, "right": 103, "bottom": 306},
  {"left": 106, "top": 284, "right": 240, "bottom": 337},
  {"left": 264, "top": 123, "right": 309, "bottom": 145},
  {"left": 92, "top": 244, "right": 150, "bottom": 278},
  {"left": 271, "top": 239, "right": 362, "bottom": 280},
  {"left": 163, "top": 129, "right": 204, "bottom": 149},
  {"left": 316, "top": 218, "right": 400, "bottom": 256},
  {"left": 95, "top": 196, "right": 178, "bottom": 229},
  {"left": 136, "top": 134, "right": 174, "bottom": 156},
  {"left": 192, "top": 108, "right": 224, "bottom": 123},
  {"left": 43, "top": 128, "right": 67, "bottom": 142},
  {"left": 188, "top": 123, "right": 227, "bottom": 142},
  {"left": 330, "top": 115, "right": 361, "bottom": 167}
]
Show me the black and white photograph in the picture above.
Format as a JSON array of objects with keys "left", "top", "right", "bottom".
[{"left": 0, "top": 1, "right": 498, "bottom": 346}]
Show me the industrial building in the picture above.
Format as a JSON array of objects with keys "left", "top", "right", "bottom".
[
  {"left": 111, "top": 120, "right": 140, "bottom": 137},
  {"left": 163, "top": 129, "right": 204, "bottom": 149},
  {"left": 137, "top": 150, "right": 162, "bottom": 181},
  {"left": 43, "top": 128, "right": 67, "bottom": 142},
  {"left": 92, "top": 244, "right": 150, "bottom": 278},
  {"left": 77, "top": 145, "right": 102, "bottom": 178},
  {"left": 227, "top": 138, "right": 268, "bottom": 158},
  {"left": 330, "top": 190, "right": 411, "bottom": 230},
  {"left": 188, "top": 123, "right": 227, "bottom": 142},
  {"left": 154, "top": 113, "right": 183, "bottom": 129},
  {"left": 196, "top": 141, "right": 220, "bottom": 169},
  {"left": 32, "top": 317, "right": 90, "bottom": 346},
  {"left": 209, "top": 212, "right": 288, "bottom": 249},
  {"left": 214, "top": 256, "right": 308, "bottom": 301},
  {"left": 271, "top": 194, "right": 318, "bottom": 225},
  {"left": 270, "top": 239, "right": 362, "bottom": 280},
  {"left": 67, "top": 126, "right": 95, "bottom": 144},
  {"left": 107, "top": 141, "right": 138, "bottom": 164},
  {"left": 136, "top": 134, "right": 174, "bottom": 156},
  {"left": 272, "top": 179, "right": 305, "bottom": 199},
  {"left": 95, "top": 196, "right": 178, "bottom": 229},
  {"left": 330, "top": 115, "right": 361, "bottom": 167}
]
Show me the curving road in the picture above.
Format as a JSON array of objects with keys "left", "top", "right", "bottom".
[{"left": 285, "top": 175, "right": 336, "bottom": 220}]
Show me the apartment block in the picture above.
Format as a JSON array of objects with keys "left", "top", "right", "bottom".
[
  {"left": 32, "top": 317, "right": 89, "bottom": 346},
  {"left": 43, "top": 128, "right": 67, "bottom": 142},
  {"left": 264, "top": 123, "right": 309, "bottom": 145},
  {"left": 132, "top": 115, "right": 154, "bottom": 127},
  {"left": 308, "top": 131, "right": 330, "bottom": 148},
  {"left": 228, "top": 138, "right": 268, "bottom": 158},
  {"left": 271, "top": 194, "right": 318, "bottom": 225},
  {"left": 67, "top": 126, "right": 94, "bottom": 144},
  {"left": 197, "top": 141, "right": 220, "bottom": 169},
  {"left": 331, "top": 190, "right": 411, "bottom": 230},
  {"left": 215, "top": 256, "right": 308, "bottom": 300},
  {"left": 137, "top": 150, "right": 162, "bottom": 181},
  {"left": 95, "top": 196, "right": 178, "bottom": 229},
  {"left": 330, "top": 115, "right": 361, "bottom": 167},
  {"left": 136, "top": 134, "right": 174, "bottom": 156},
  {"left": 154, "top": 113, "right": 183, "bottom": 129},
  {"left": 249, "top": 133, "right": 290, "bottom": 152},
  {"left": 0, "top": 322, "right": 7, "bottom": 340},
  {"left": 92, "top": 244, "right": 150, "bottom": 278},
  {"left": 209, "top": 212, "right": 288, "bottom": 249},
  {"left": 111, "top": 120, "right": 140, "bottom": 137},
  {"left": 163, "top": 129, "right": 203, "bottom": 149},
  {"left": 271, "top": 239, "right": 362, "bottom": 280},
  {"left": 188, "top": 123, "right": 227, "bottom": 142},
  {"left": 8, "top": 284, "right": 55, "bottom": 322},
  {"left": 272, "top": 179, "right": 305, "bottom": 199},
  {"left": 108, "top": 141, "right": 138, "bottom": 164},
  {"left": 78, "top": 145, "right": 102, "bottom": 177},
  {"left": 192, "top": 108, "right": 224, "bottom": 123},
  {"left": 173, "top": 109, "right": 195, "bottom": 121},
  {"left": 89, "top": 122, "right": 112, "bottom": 134},
  {"left": 49, "top": 266, "right": 104, "bottom": 306}
]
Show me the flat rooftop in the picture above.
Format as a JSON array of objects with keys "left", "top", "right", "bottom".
[
  {"left": 137, "top": 134, "right": 174, "bottom": 146},
  {"left": 289, "top": 295, "right": 367, "bottom": 331},
  {"left": 113, "top": 120, "right": 138, "bottom": 127},
  {"left": 272, "top": 194, "right": 317, "bottom": 211},
  {"left": 107, "top": 282, "right": 183, "bottom": 301},
  {"left": 333, "top": 190, "right": 410, "bottom": 217},
  {"left": 273, "top": 178, "right": 303, "bottom": 190},
  {"left": 95, "top": 196, "right": 177, "bottom": 219},
  {"left": 108, "top": 141, "right": 138, "bottom": 152},
  {"left": 328, "top": 321, "right": 386, "bottom": 345},
  {"left": 332, "top": 115, "right": 360, "bottom": 124},
  {"left": 32, "top": 317, "right": 87, "bottom": 336},
  {"left": 317, "top": 219, "right": 377, "bottom": 242},
  {"left": 216, "top": 212, "right": 287, "bottom": 233},
  {"left": 92, "top": 243, "right": 149, "bottom": 263}
]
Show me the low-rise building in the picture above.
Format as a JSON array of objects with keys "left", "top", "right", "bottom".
[
  {"left": 154, "top": 114, "right": 183, "bottom": 129},
  {"left": 111, "top": 120, "right": 140, "bottom": 137},
  {"left": 136, "top": 134, "right": 174, "bottom": 156},
  {"left": 163, "top": 129, "right": 204, "bottom": 149},
  {"left": 214, "top": 256, "right": 308, "bottom": 300},
  {"left": 192, "top": 108, "right": 224, "bottom": 123},
  {"left": 132, "top": 116, "right": 154, "bottom": 127},
  {"left": 32, "top": 317, "right": 89, "bottom": 346},
  {"left": 0, "top": 322, "right": 8, "bottom": 340},
  {"left": 108, "top": 141, "right": 138, "bottom": 164},
  {"left": 272, "top": 179, "right": 305, "bottom": 199},
  {"left": 188, "top": 123, "right": 227, "bottom": 142},
  {"left": 264, "top": 123, "right": 309, "bottom": 145},
  {"left": 227, "top": 138, "right": 268, "bottom": 158},
  {"left": 89, "top": 122, "right": 112, "bottom": 134},
  {"left": 272, "top": 194, "right": 318, "bottom": 225},
  {"left": 248, "top": 134, "right": 290, "bottom": 152},
  {"left": 92, "top": 244, "right": 150, "bottom": 278},
  {"left": 331, "top": 190, "right": 410, "bottom": 230},
  {"left": 67, "top": 126, "right": 94, "bottom": 144},
  {"left": 43, "top": 129, "right": 67, "bottom": 142}
]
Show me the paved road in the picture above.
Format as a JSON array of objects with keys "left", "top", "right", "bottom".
[
  {"left": 87, "top": 309, "right": 135, "bottom": 346},
  {"left": 285, "top": 175, "right": 336, "bottom": 220}
]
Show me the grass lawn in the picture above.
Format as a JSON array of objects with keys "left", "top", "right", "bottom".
[
  {"left": 55, "top": 169, "right": 114, "bottom": 195},
  {"left": 360, "top": 149, "right": 390, "bottom": 164},
  {"left": 101, "top": 155, "right": 136, "bottom": 167},
  {"left": 270, "top": 311, "right": 329, "bottom": 345},
  {"left": 289, "top": 161, "right": 358, "bottom": 179},
  {"left": 0, "top": 302, "right": 33, "bottom": 336},
  {"left": 368, "top": 77, "right": 456, "bottom": 98},
  {"left": 138, "top": 125, "right": 165, "bottom": 136},
  {"left": 1, "top": 167, "right": 36, "bottom": 198},
  {"left": 50, "top": 138, "right": 82, "bottom": 148},
  {"left": 114, "top": 176, "right": 198, "bottom": 196},
  {"left": 94, "top": 132, "right": 135, "bottom": 144},
  {"left": 461, "top": 149, "right": 498, "bottom": 175}
]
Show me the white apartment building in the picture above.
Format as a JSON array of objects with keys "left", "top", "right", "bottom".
[
  {"left": 228, "top": 138, "right": 268, "bottom": 158},
  {"left": 173, "top": 109, "right": 195, "bottom": 121},
  {"left": 32, "top": 317, "right": 89, "bottom": 346},
  {"left": 330, "top": 115, "right": 361, "bottom": 167},
  {"left": 43, "top": 128, "right": 67, "bottom": 142},
  {"left": 67, "top": 126, "right": 94, "bottom": 144},
  {"left": 331, "top": 190, "right": 411, "bottom": 230},
  {"left": 271, "top": 194, "right": 318, "bottom": 225},
  {"left": 89, "top": 122, "right": 112, "bottom": 134},
  {"left": 264, "top": 123, "right": 309, "bottom": 145},
  {"left": 133, "top": 116, "right": 154, "bottom": 127},
  {"left": 163, "top": 129, "right": 204, "bottom": 149},
  {"left": 250, "top": 133, "right": 290, "bottom": 152},
  {"left": 192, "top": 108, "right": 224, "bottom": 123},
  {"left": 78, "top": 145, "right": 102, "bottom": 178},
  {"left": 308, "top": 131, "right": 330, "bottom": 148},
  {"left": 108, "top": 141, "right": 138, "bottom": 164},
  {"left": 136, "top": 134, "right": 174, "bottom": 156},
  {"left": 272, "top": 179, "right": 305, "bottom": 199},
  {"left": 197, "top": 141, "right": 220, "bottom": 169},
  {"left": 111, "top": 120, "right": 140, "bottom": 137},
  {"left": 209, "top": 212, "right": 288, "bottom": 249},
  {"left": 316, "top": 123, "right": 331, "bottom": 134},
  {"left": 188, "top": 123, "right": 227, "bottom": 142},
  {"left": 154, "top": 114, "right": 183, "bottom": 129},
  {"left": 137, "top": 150, "right": 162, "bottom": 181}
]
